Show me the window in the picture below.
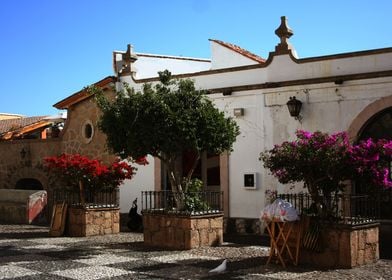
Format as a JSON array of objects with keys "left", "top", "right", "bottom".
[{"left": 81, "top": 120, "right": 94, "bottom": 143}]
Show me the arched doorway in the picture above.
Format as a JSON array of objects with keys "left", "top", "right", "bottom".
[
  {"left": 14, "top": 178, "right": 47, "bottom": 225},
  {"left": 357, "top": 107, "right": 392, "bottom": 141},
  {"left": 356, "top": 106, "right": 392, "bottom": 259},
  {"left": 15, "top": 178, "right": 44, "bottom": 190},
  {"left": 356, "top": 107, "right": 392, "bottom": 214}
]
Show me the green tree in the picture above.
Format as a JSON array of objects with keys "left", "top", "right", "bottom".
[{"left": 94, "top": 70, "right": 239, "bottom": 209}]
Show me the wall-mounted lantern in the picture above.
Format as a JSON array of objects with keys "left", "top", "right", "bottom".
[
  {"left": 286, "top": 96, "right": 302, "bottom": 120},
  {"left": 20, "top": 148, "right": 27, "bottom": 159}
]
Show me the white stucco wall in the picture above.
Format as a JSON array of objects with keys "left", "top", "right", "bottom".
[
  {"left": 119, "top": 155, "right": 155, "bottom": 213},
  {"left": 210, "top": 41, "right": 260, "bottom": 69},
  {"left": 212, "top": 91, "right": 266, "bottom": 218},
  {"left": 133, "top": 54, "right": 211, "bottom": 79},
  {"left": 120, "top": 48, "right": 392, "bottom": 219}
]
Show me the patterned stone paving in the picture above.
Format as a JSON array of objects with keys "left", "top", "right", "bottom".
[{"left": 0, "top": 224, "right": 391, "bottom": 279}]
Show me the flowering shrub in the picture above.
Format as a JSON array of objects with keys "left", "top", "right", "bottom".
[
  {"left": 134, "top": 156, "right": 149, "bottom": 166},
  {"left": 349, "top": 138, "right": 392, "bottom": 189},
  {"left": 260, "top": 130, "right": 392, "bottom": 207},
  {"left": 44, "top": 154, "right": 136, "bottom": 191}
]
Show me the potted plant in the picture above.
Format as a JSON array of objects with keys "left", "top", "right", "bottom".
[
  {"left": 260, "top": 130, "right": 392, "bottom": 267},
  {"left": 44, "top": 154, "right": 135, "bottom": 204},
  {"left": 92, "top": 70, "right": 240, "bottom": 248},
  {"left": 44, "top": 153, "right": 136, "bottom": 236},
  {"left": 93, "top": 70, "right": 239, "bottom": 208}
]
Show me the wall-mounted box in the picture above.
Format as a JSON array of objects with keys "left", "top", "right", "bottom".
[
  {"left": 233, "top": 108, "right": 244, "bottom": 117},
  {"left": 243, "top": 172, "right": 257, "bottom": 189}
]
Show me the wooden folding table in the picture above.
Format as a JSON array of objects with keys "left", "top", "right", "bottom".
[{"left": 265, "top": 219, "right": 302, "bottom": 267}]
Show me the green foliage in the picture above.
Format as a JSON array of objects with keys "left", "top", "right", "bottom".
[
  {"left": 183, "top": 178, "right": 210, "bottom": 212},
  {"left": 94, "top": 70, "right": 239, "bottom": 197}
]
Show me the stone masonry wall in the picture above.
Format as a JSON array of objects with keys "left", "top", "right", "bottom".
[
  {"left": 0, "top": 139, "right": 61, "bottom": 190},
  {"left": 300, "top": 223, "right": 379, "bottom": 268},
  {"left": 0, "top": 91, "right": 116, "bottom": 224},
  {"left": 61, "top": 94, "right": 116, "bottom": 164},
  {"left": 143, "top": 213, "right": 223, "bottom": 250},
  {"left": 224, "top": 217, "right": 263, "bottom": 235},
  {"left": 67, "top": 207, "right": 120, "bottom": 237}
]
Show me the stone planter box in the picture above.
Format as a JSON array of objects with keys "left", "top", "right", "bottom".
[
  {"left": 67, "top": 207, "right": 120, "bottom": 237},
  {"left": 143, "top": 212, "right": 223, "bottom": 250},
  {"left": 299, "top": 219, "right": 379, "bottom": 268}
]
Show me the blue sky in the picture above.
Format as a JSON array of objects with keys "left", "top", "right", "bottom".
[{"left": 1, "top": 0, "right": 391, "bottom": 116}]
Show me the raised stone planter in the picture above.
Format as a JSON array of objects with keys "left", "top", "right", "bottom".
[
  {"left": 143, "top": 212, "right": 223, "bottom": 250},
  {"left": 300, "top": 221, "right": 379, "bottom": 268},
  {"left": 67, "top": 207, "right": 120, "bottom": 237}
]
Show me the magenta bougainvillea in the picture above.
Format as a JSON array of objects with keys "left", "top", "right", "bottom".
[{"left": 260, "top": 130, "right": 392, "bottom": 201}]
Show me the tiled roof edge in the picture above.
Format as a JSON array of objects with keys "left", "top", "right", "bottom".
[{"left": 209, "top": 39, "right": 265, "bottom": 63}]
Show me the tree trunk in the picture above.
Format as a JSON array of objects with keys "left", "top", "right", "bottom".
[
  {"left": 164, "top": 152, "right": 200, "bottom": 211},
  {"left": 166, "top": 158, "right": 185, "bottom": 210},
  {"left": 79, "top": 180, "right": 85, "bottom": 205}
]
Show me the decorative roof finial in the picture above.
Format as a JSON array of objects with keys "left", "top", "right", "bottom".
[
  {"left": 121, "top": 44, "right": 138, "bottom": 75},
  {"left": 274, "top": 16, "right": 295, "bottom": 55}
]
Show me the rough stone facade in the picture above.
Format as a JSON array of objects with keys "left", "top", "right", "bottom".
[
  {"left": 0, "top": 139, "right": 61, "bottom": 190},
  {"left": 66, "top": 207, "right": 120, "bottom": 237},
  {"left": 0, "top": 90, "right": 115, "bottom": 197},
  {"left": 61, "top": 96, "right": 115, "bottom": 163},
  {"left": 300, "top": 223, "right": 379, "bottom": 268},
  {"left": 224, "top": 217, "right": 263, "bottom": 235},
  {"left": 143, "top": 213, "right": 223, "bottom": 250}
]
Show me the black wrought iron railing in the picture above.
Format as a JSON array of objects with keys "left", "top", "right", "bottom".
[
  {"left": 53, "top": 188, "right": 119, "bottom": 209},
  {"left": 277, "top": 193, "right": 379, "bottom": 225},
  {"left": 141, "top": 190, "right": 223, "bottom": 215}
]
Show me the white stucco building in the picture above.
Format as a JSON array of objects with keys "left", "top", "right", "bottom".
[{"left": 113, "top": 16, "right": 392, "bottom": 233}]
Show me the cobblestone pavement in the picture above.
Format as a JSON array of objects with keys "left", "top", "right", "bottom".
[{"left": 0, "top": 224, "right": 391, "bottom": 279}]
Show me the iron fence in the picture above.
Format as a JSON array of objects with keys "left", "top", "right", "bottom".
[
  {"left": 53, "top": 188, "right": 119, "bottom": 209},
  {"left": 141, "top": 190, "right": 223, "bottom": 216},
  {"left": 278, "top": 193, "right": 379, "bottom": 225}
]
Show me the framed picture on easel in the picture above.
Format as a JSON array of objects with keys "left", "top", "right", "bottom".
[{"left": 49, "top": 202, "right": 68, "bottom": 237}]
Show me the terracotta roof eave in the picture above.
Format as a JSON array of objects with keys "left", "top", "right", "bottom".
[
  {"left": 209, "top": 39, "right": 266, "bottom": 63},
  {"left": 0, "top": 120, "right": 52, "bottom": 140},
  {"left": 0, "top": 116, "right": 48, "bottom": 134},
  {"left": 53, "top": 76, "right": 116, "bottom": 110}
]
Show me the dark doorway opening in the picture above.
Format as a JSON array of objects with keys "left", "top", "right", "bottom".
[
  {"left": 356, "top": 107, "right": 392, "bottom": 259},
  {"left": 14, "top": 178, "right": 47, "bottom": 225},
  {"left": 15, "top": 178, "right": 43, "bottom": 190}
]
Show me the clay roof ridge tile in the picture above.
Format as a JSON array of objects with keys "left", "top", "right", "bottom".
[{"left": 209, "top": 39, "right": 265, "bottom": 63}]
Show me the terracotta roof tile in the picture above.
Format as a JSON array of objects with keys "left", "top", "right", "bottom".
[
  {"left": 0, "top": 116, "right": 48, "bottom": 134},
  {"left": 209, "top": 39, "right": 265, "bottom": 63},
  {"left": 53, "top": 76, "right": 115, "bottom": 110}
]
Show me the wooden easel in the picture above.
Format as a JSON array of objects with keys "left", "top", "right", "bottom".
[{"left": 265, "top": 219, "right": 302, "bottom": 267}]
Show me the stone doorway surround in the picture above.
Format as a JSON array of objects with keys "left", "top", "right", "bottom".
[
  {"left": 347, "top": 96, "right": 392, "bottom": 260},
  {"left": 347, "top": 95, "right": 392, "bottom": 141}
]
